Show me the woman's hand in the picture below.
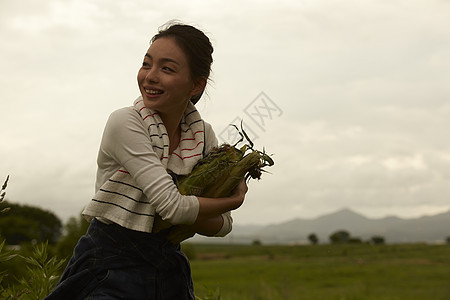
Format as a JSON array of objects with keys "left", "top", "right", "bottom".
[
  {"left": 195, "top": 178, "right": 248, "bottom": 223},
  {"left": 167, "top": 179, "right": 249, "bottom": 244},
  {"left": 229, "top": 179, "right": 248, "bottom": 210},
  {"left": 167, "top": 215, "right": 225, "bottom": 244}
]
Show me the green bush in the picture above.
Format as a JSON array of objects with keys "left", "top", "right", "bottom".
[
  {"left": 1, "top": 176, "right": 65, "bottom": 298},
  {"left": 0, "top": 242, "right": 65, "bottom": 299},
  {"left": 0, "top": 202, "right": 62, "bottom": 245},
  {"left": 55, "top": 214, "right": 89, "bottom": 260}
]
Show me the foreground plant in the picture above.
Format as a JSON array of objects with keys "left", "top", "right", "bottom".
[
  {"left": 0, "top": 240, "right": 17, "bottom": 291},
  {"left": 1, "top": 242, "right": 66, "bottom": 300},
  {"left": 0, "top": 175, "right": 14, "bottom": 287},
  {"left": 1, "top": 175, "right": 10, "bottom": 214},
  {"left": 19, "top": 242, "right": 66, "bottom": 299},
  {"left": 1, "top": 176, "right": 65, "bottom": 299}
]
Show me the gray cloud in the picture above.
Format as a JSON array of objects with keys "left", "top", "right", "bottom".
[{"left": 1, "top": 0, "right": 449, "bottom": 224}]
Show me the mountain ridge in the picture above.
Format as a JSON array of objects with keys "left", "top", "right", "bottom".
[{"left": 191, "top": 208, "right": 450, "bottom": 244}]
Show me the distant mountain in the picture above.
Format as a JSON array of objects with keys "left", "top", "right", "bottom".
[{"left": 191, "top": 208, "right": 450, "bottom": 244}]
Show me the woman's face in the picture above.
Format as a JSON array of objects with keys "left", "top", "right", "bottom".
[{"left": 137, "top": 37, "right": 203, "bottom": 115}]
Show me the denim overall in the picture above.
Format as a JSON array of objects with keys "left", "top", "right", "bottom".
[{"left": 45, "top": 219, "right": 195, "bottom": 300}]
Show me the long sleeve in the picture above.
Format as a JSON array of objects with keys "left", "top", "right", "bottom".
[
  {"left": 95, "top": 107, "right": 199, "bottom": 225},
  {"left": 214, "top": 211, "right": 233, "bottom": 237}
]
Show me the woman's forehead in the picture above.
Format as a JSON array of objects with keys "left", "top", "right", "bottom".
[{"left": 146, "top": 37, "right": 188, "bottom": 64}]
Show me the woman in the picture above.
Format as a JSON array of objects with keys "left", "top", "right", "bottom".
[{"left": 45, "top": 22, "right": 247, "bottom": 299}]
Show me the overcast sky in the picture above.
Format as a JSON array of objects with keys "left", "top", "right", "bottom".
[{"left": 1, "top": 0, "right": 450, "bottom": 226}]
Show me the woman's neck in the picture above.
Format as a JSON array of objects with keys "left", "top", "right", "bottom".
[
  {"left": 158, "top": 99, "right": 191, "bottom": 153},
  {"left": 159, "top": 111, "right": 183, "bottom": 154}
]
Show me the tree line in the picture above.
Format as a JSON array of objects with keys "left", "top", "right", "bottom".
[
  {"left": 0, "top": 185, "right": 89, "bottom": 296},
  {"left": 307, "top": 231, "right": 386, "bottom": 245},
  {"left": 0, "top": 201, "right": 89, "bottom": 258}
]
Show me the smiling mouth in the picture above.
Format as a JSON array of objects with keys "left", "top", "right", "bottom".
[{"left": 145, "top": 89, "right": 164, "bottom": 95}]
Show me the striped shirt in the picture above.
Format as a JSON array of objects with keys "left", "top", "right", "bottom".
[{"left": 82, "top": 98, "right": 232, "bottom": 236}]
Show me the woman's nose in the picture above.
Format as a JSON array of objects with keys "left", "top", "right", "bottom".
[{"left": 145, "top": 68, "right": 159, "bottom": 83}]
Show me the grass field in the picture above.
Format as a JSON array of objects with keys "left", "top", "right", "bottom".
[{"left": 183, "top": 243, "right": 450, "bottom": 300}]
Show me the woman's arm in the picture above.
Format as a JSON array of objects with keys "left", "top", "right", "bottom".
[
  {"left": 188, "top": 215, "right": 224, "bottom": 236},
  {"left": 165, "top": 180, "right": 246, "bottom": 243},
  {"left": 195, "top": 179, "right": 248, "bottom": 223},
  {"left": 103, "top": 108, "right": 247, "bottom": 226},
  {"left": 101, "top": 108, "right": 200, "bottom": 224},
  {"left": 187, "top": 179, "right": 247, "bottom": 236}
]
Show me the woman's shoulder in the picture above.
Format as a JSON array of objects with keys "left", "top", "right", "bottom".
[
  {"left": 203, "top": 120, "right": 214, "bottom": 133},
  {"left": 107, "top": 106, "right": 143, "bottom": 126},
  {"left": 102, "top": 106, "right": 147, "bottom": 141},
  {"left": 109, "top": 106, "right": 139, "bottom": 120},
  {"left": 203, "top": 120, "right": 219, "bottom": 150}
]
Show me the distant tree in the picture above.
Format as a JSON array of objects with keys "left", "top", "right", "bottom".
[
  {"left": 371, "top": 235, "right": 386, "bottom": 245},
  {"left": 308, "top": 233, "right": 319, "bottom": 245},
  {"left": 446, "top": 236, "right": 450, "bottom": 245},
  {"left": 252, "top": 239, "right": 262, "bottom": 246},
  {"left": 56, "top": 214, "right": 90, "bottom": 259},
  {"left": 348, "top": 237, "right": 362, "bottom": 244},
  {"left": 329, "top": 230, "right": 350, "bottom": 244},
  {"left": 0, "top": 201, "right": 62, "bottom": 244}
]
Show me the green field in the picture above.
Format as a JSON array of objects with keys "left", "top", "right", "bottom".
[{"left": 183, "top": 243, "right": 450, "bottom": 300}]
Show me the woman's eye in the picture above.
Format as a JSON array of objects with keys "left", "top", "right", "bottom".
[
  {"left": 142, "top": 62, "right": 150, "bottom": 68},
  {"left": 162, "top": 66, "right": 174, "bottom": 72}
]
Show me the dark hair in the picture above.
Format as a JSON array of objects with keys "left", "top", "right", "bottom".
[{"left": 151, "top": 22, "right": 213, "bottom": 104}]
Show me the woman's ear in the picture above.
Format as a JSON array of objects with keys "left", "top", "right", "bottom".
[
  {"left": 190, "top": 77, "right": 207, "bottom": 104},
  {"left": 191, "top": 77, "right": 207, "bottom": 97}
]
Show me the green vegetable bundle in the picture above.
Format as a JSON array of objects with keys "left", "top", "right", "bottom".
[
  {"left": 153, "top": 125, "right": 274, "bottom": 240},
  {"left": 176, "top": 142, "right": 273, "bottom": 198}
]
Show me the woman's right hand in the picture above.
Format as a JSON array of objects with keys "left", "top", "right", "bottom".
[
  {"left": 230, "top": 179, "right": 248, "bottom": 210},
  {"left": 196, "top": 178, "right": 249, "bottom": 222}
]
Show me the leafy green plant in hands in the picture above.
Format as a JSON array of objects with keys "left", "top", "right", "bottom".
[
  {"left": 176, "top": 123, "right": 274, "bottom": 198},
  {"left": 154, "top": 124, "right": 274, "bottom": 243}
]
